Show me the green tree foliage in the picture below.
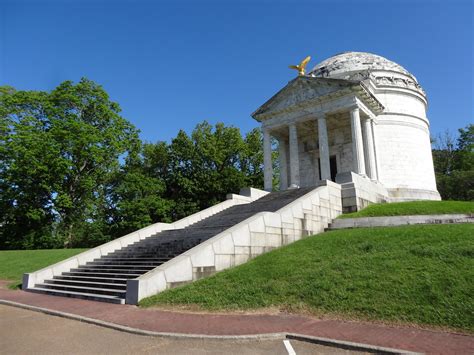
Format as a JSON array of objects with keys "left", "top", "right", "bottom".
[
  {"left": 0, "top": 79, "right": 139, "bottom": 249},
  {"left": 152, "top": 122, "right": 263, "bottom": 221},
  {"left": 0, "top": 80, "right": 264, "bottom": 249},
  {"left": 433, "top": 124, "right": 474, "bottom": 201},
  {"left": 105, "top": 141, "right": 173, "bottom": 240}
]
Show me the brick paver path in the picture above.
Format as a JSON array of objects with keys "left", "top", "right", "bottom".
[{"left": 0, "top": 287, "right": 472, "bottom": 354}]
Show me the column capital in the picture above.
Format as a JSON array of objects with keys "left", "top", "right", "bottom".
[
  {"left": 315, "top": 113, "right": 328, "bottom": 120},
  {"left": 349, "top": 105, "right": 360, "bottom": 113}
]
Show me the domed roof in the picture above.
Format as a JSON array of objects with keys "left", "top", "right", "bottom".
[{"left": 308, "top": 51, "right": 417, "bottom": 82}]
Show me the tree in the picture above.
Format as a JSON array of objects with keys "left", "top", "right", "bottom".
[
  {"left": 241, "top": 127, "right": 264, "bottom": 189},
  {"left": 432, "top": 124, "right": 474, "bottom": 201},
  {"left": 1, "top": 79, "right": 267, "bottom": 249},
  {"left": 105, "top": 141, "right": 173, "bottom": 240},
  {"left": 165, "top": 122, "right": 248, "bottom": 219},
  {"left": 0, "top": 79, "right": 139, "bottom": 249}
]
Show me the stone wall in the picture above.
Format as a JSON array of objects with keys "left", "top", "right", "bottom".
[
  {"left": 375, "top": 116, "right": 439, "bottom": 198},
  {"left": 336, "top": 172, "right": 389, "bottom": 212},
  {"left": 371, "top": 81, "right": 439, "bottom": 200}
]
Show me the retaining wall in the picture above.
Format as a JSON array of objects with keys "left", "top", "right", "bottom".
[
  {"left": 329, "top": 214, "right": 474, "bottom": 230},
  {"left": 336, "top": 172, "right": 389, "bottom": 212}
]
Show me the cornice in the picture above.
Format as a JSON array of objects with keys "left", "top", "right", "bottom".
[{"left": 253, "top": 78, "right": 385, "bottom": 122}]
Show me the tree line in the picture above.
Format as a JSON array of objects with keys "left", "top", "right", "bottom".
[
  {"left": 0, "top": 79, "right": 264, "bottom": 249},
  {"left": 1, "top": 79, "right": 472, "bottom": 250}
]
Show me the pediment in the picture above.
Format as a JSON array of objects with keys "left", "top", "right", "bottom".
[{"left": 252, "top": 77, "right": 356, "bottom": 120}]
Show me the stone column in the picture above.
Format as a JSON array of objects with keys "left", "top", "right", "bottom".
[
  {"left": 317, "top": 115, "right": 331, "bottom": 180},
  {"left": 263, "top": 128, "right": 273, "bottom": 191},
  {"left": 350, "top": 107, "right": 366, "bottom": 175},
  {"left": 288, "top": 123, "right": 300, "bottom": 188},
  {"left": 278, "top": 138, "right": 288, "bottom": 190},
  {"left": 370, "top": 120, "right": 379, "bottom": 180},
  {"left": 362, "top": 118, "right": 377, "bottom": 180}
]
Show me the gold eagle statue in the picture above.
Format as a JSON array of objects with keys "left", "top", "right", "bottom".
[{"left": 289, "top": 55, "right": 311, "bottom": 76}]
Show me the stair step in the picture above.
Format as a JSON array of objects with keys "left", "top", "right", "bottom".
[
  {"left": 28, "top": 287, "right": 125, "bottom": 304},
  {"left": 88, "top": 260, "right": 166, "bottom": 266},
  {"left": 36, "top": 283, "right": 126, "bottom": 297},
  {"left": 62, "top": 271, "right": 141, "bottom": 278},
  {"left": 107, "top": 252, "right": 177, "bottom": 257},
  {"left": 78, "top": 264, "right": 156, "bottom": 270},
  {"left": 117, "top": 249, "right": 184, "bottom": 255},
  {"left": 45, "top": 279, "right": 127, "bottom": 290},
  {"left": 54, "top": 275, "right": 129, "bottom": 284},
  {"left": 95, "top": 257, "right": 169, "bottom": 262},
  {"left": 70, "top": 268, "right": 151, "bottom": 274}
]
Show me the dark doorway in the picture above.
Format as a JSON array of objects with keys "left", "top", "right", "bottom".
[
  {"left": 317, "top": 155, "right": 338, "bottom": 182},
  {"left": 330, "top": 155, "right": 337, "bottom": 182},
  {"left": 317, "top": 158, "right": 321, "bottom": 181}
]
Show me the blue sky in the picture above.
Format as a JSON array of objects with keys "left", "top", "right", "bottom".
[{"left": 1, "top": 0, "right": 472, "bottom": 143}]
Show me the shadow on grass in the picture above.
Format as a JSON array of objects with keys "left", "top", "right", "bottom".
[{"left": 6, "top": 282, "right": 22, "bottom": 290}]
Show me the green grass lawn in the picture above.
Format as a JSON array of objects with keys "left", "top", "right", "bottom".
[
  {"left": 339, "top": 200, "right": 474, "bottom": 218},
  {"left": 0, "top": 249, "right": 87, "bottom": 289},
  {"left": 140, "top": 224, "right": 474, "bottom": 332}
]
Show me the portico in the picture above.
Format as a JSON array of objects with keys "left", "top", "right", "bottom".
[{"left": 256, "top": 76, "right": 383, "bottom": 191}]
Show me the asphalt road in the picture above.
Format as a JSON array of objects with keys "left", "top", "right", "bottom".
[{"left": 0, "top": 305, "right": 365, "bottom": 354}]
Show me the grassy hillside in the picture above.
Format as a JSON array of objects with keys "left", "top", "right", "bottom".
[
  {"left": 140, "top": 224, "right": 474, "bottom": 332},
  {"left": 0, "top": 249, "right": 87, "bottom": 289},
  {"left": 339, "top": 200, "right": 474, "bottom": 218}
]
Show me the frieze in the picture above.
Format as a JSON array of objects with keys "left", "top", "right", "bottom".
[
  {"left": 311, "top": 68, "right": 426, "bottom": 96},
  {"left": 373, "top": 75, "right": 425, "bottom": 95}
]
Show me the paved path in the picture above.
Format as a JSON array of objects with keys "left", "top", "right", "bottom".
[
  {"left": 0, "top": 287, "right": 473, "bottom": 354},
  {"left": 1, "top": 305, "right": 360, "bottom": 355}
]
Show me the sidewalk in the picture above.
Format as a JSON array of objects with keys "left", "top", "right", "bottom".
[{"left": 0, "top": 286, "right": 472, "bottom": 354}]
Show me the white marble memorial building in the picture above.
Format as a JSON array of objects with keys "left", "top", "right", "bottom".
[{"left": 252, "top": 51, "right": 440, "bottom": 203}]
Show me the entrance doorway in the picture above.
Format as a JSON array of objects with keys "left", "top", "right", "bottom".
[
  {"left": 330, "top": 155, "right": 337, "bottom": 182},
  {"left": 317, "top": 155, "right": 338, "bottom": 182}
]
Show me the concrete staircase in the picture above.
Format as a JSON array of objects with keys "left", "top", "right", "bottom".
[{"left": 27, "top": 188, "right": 314, "bottom": 304}]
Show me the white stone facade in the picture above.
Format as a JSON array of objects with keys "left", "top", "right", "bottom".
[{"left": 253, "top": 51, "right": 440, "bottom": 202}]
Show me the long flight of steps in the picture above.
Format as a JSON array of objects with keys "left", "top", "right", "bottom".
[{"left": 28, "top": 187, "right": 314, "bottom": 304}]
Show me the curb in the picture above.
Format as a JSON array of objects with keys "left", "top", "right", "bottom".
[{"left": 0, "top": 299, "right": 420, "bottom": 354}]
